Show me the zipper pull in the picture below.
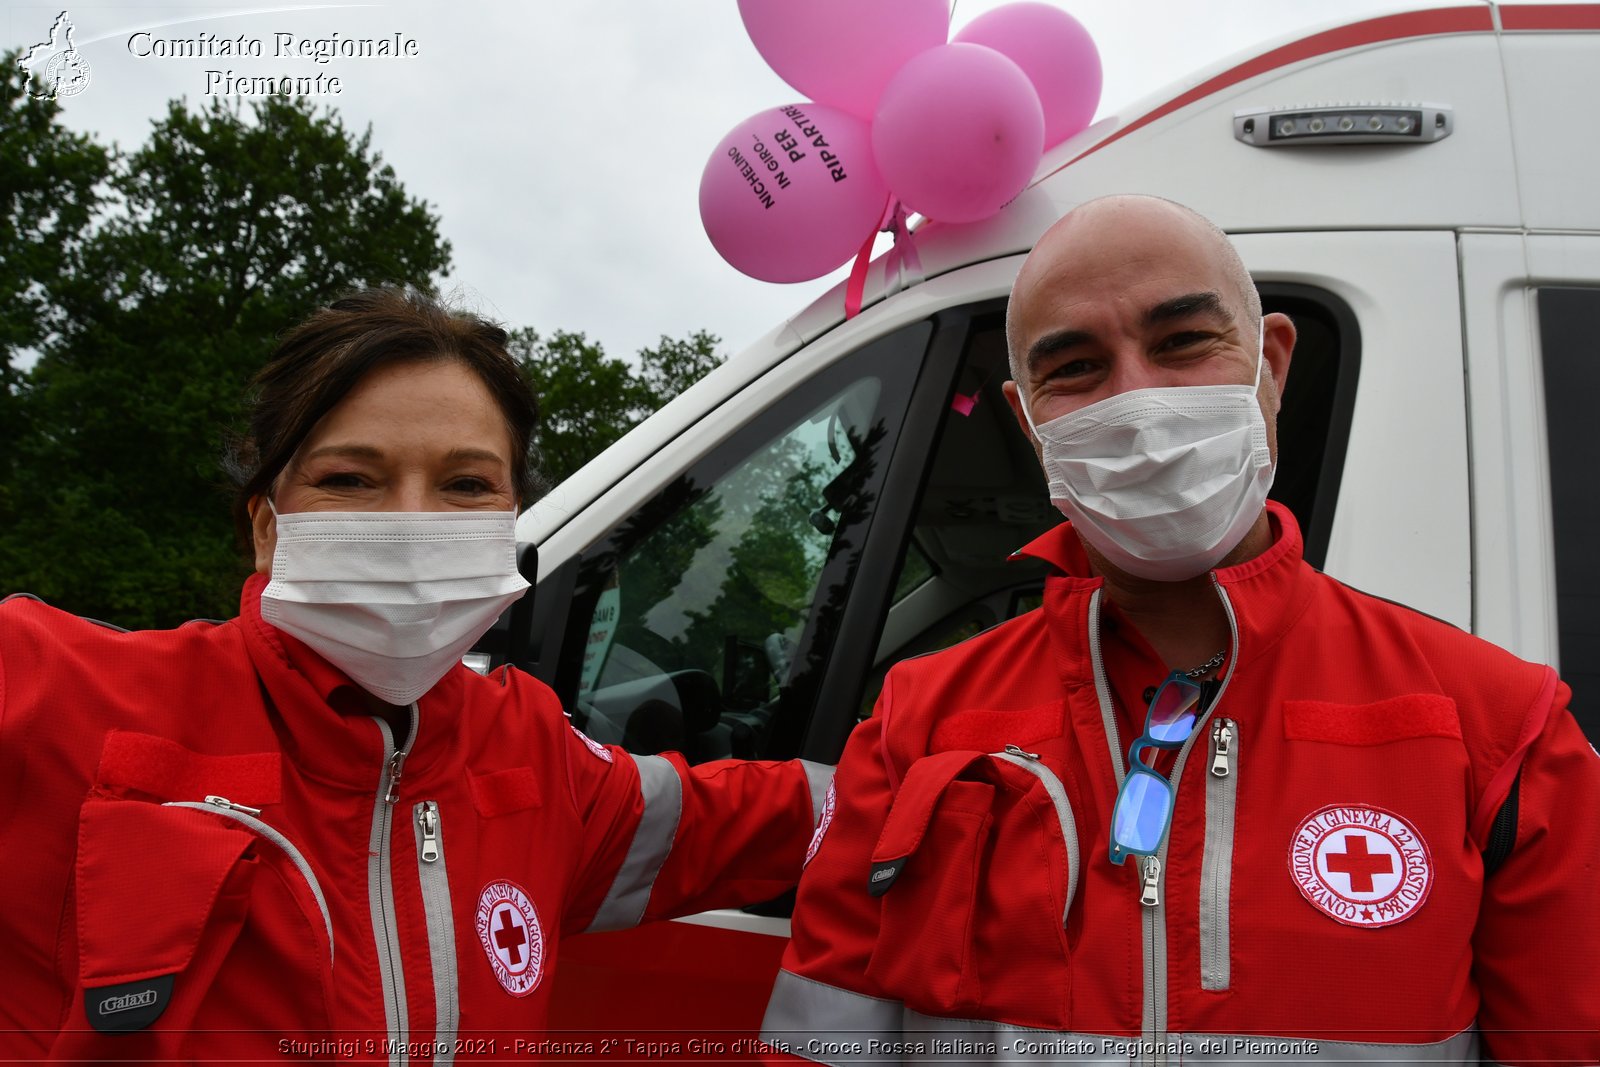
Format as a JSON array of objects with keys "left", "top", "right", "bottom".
[
  {"left": 204, "top": 795, "right": 263, "bottom": 816},
  {"left": 1140, "top": 855, "right": 1162, "bottom": 908},
  {"left": 1003, "top": 744, "right": 1040, "bottom": 760},
  {"left": 1211, "top": 718, "right": 1235, "bottom": 778},
  {"left": 385, "top": 750, "right": 407, "bottom": 805},
  {"left": 418, "top": 802, "right": 439, "bottom": 863}
]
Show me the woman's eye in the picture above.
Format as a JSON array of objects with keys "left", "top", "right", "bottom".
[
  {"left": 315, "top": 472, "right": 366, "bottom": 489},
  {"left": 448, "top": 478, "right": 492, "bottom": 494}
]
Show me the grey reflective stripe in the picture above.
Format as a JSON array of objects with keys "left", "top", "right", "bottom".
[
  {"left": 162, "top": 802, "right": 334, "bottom": 963},
  {"left": 992, "top": 752, "right": 1079, "bottom": 923},
  {"left": 760, "top": 969, "right": 900, "bottom": 1064},
  {"left": 801, "top": 760, "right": 834, "bottom": 826},
  {"left": 1200, "top": 717, "right": 1238, "bottom": 992},
  {"left": 412, "top": 801, "right": 458, "bottom": 1067},
  {"left": 762, "top": 972, "right": 1482, "bottom": 1064},
  {"left": 370, "top": 717, "right": 410, "bottom": 1067},
  {"left": 1087, "top": 590, "right": 1123, "bottom": 790},
  {"left": 586, "top": 753, "right": 683, "bottom": 931}
]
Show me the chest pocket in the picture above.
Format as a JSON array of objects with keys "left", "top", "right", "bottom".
[
  {"left": 48, "top": 738, "right": 335, "bottom": 1061},
  {"left": 863, "top": 748, "right": 1079, "bottom": 1028}
]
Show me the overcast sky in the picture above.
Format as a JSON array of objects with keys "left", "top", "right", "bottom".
[{"left": 8, "top": 0, "right": 1454, "bottom": 363}]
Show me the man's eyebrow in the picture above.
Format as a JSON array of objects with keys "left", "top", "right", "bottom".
[
  {"left": 1025, "top": 329, "right": 1094, "bottom": 378},
  {"left": 1144, "top": 291, "right": 1232, "bottom": 327}
]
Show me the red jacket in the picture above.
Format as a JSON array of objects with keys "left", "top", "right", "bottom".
[
  {"left": 0, "top": 572, "right": 830, "bottom": 1063},
  {"left": 763, "top": 503, "right": 1600, "bottom": 1065}
]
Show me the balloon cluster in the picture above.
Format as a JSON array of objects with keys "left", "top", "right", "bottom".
[{"left": 700, "top": 1, "right": 1102, "bottom": 283}]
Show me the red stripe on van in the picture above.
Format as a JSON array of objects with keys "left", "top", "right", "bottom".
[
  {"left": 1033, "top": 6, "right": 1495, "bottom": 186},
  {"left": 1500, "top": 4, "right": 1600, "bottom": 29}
]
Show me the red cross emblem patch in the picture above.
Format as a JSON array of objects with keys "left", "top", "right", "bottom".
[
  {"left": 1289, "top": 805, "right": 1433, "bottom": 928},
  {"left": 476, "top": 880, "right": 544, "bottom": 996}
]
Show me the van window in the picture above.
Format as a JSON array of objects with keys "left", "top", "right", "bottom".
[
  {"left": 1537, "top": 288, "right": 1599, "bottom": 731},
  {"left": 555, "top": 322, "right": 931, "bottom": 763},
  {"left": 864, "top": 287, "right": 1359, "bottom": 717}
]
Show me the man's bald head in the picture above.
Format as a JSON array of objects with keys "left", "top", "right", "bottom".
[{"left": 1006, "top": 195, "right": 1262, "bottom": 384}]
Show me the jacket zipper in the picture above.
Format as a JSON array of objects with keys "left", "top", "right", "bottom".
[
  {"left": 413, "top": 800, "right": 459, "bottom": 1067},
  {"left": 1200, "top": 717, "right": 1238, "bottom": 991},
  {"left": 997, "top": 746, "right": 1081, "bottom": 922},
  {"left": 1088, "top": 583, "right": 1242, "bottom": 1066},
  {"left": 372, "top": 711, "right": 417, "bottom": 1067},
  {"left": 163, "top": 796, "right": 335, "bottom": 966}
]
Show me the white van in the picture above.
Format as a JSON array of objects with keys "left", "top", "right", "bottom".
[{"left": 490, "top": 3, "right": 1600, "bottom": 1030}]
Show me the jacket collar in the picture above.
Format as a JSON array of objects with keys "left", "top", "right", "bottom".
[
  {"left": 237, "top": 571, "right": 470, "bottom": 792},
  {"left": 1025, "top": 500, "right": 1319, "bottom": 683}
]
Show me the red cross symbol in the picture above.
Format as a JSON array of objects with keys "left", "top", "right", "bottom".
[
  {"left": 1326, "top": 833, "right": 1394, "bottom": 893},
  {"left": 494, "top": 907, "right": 526, "bottom": 965}
]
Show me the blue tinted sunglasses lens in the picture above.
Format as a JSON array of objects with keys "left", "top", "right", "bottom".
[
  {"left": 1112, "top": 770, "right": 1173, "bottom": 854},
  {"left": 1147, "top": 678, "right": 1201, "bottom": 742}
]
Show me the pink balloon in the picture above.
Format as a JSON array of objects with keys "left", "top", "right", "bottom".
[
  {"left": 871, "top": 43, "right": 1045, "bottom": 225},
  {"left": 737, "top": 0, "right": 950, "bottom": 122},
  {"left": 954, "top": 2, "right": 1103, "bottom": 149},
  {"left": 699, "top": 102, "right": 890, "bottom": 283}
]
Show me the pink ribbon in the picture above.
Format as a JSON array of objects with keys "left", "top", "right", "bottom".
[{"left": 844, "top": 200, "right": 924, "bottom": 320}]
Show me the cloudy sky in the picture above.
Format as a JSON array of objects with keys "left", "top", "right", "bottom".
[{"left": 7, "top": 0, "right": 1447, "bottom": 363}]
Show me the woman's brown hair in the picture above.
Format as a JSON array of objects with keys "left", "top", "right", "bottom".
[{"left": 223, "top": 287, "right": 540, "bottom": 544}]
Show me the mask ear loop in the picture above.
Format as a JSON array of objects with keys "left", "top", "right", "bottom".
[
  {"left": 1252, "top": 319, "right": 1266, "bottom": 391},
  {"left": 1019, "top": 382, "right": 1043, "bottom": 440}
]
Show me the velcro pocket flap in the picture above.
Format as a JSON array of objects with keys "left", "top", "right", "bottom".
[
  {"left": 95, "top": 731, "right": 281, "bottom": 807},
  {"left": 76, "top": 800, "right": 257, "bottom": 1022},
  {"left": 869, "top": 750, "right": 991, "bottom": 895},
  {"left": 470, "top": 766, "right": 544, "bottom": 817},
  {"left": 1283, "top": 694, "right": 1461, "bottom": 746}
]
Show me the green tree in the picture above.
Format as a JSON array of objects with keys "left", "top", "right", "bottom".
[
  {"left": 0, "top": 92, "right": 451, "bottom": 627},
  {"left": 0, "top": 49, "right": 112, "bottom": 488},
  {"left": 510, "top": 327, "right": 724, "bottom": 488}
]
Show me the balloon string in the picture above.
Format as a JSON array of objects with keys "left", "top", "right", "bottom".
[{"left": 887, "top": 203, "right": 924, "bottom": 288}]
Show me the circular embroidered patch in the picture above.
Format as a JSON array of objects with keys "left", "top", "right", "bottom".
[
  {"left": 569, "top": 721, "right": 614, "bottom": 763},
  {"left": 805, "top": 780, "right": 837, "bottom": 867},
  {"left": 476, "top": 880, "right": 544, "bottom": 996},
  {"left": 1289, "top": 804, "right": 1433, "bottom": 928}
]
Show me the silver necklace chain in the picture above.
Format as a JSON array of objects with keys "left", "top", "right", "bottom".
[{"left": 1182, "top": 650, "right": 1227, "bottom": 679}]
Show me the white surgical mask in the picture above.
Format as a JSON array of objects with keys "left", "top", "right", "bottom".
[
  {"left": 1021, "top": 330, "right": 1274, "bottom": 582},
  {"left": 260, "top": 503, "right": 530, "bottom": 705}
]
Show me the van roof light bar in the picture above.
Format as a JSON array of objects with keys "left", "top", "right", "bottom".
[{"left": 1234, "top": 104, "right": 1452, "bottom": 146}]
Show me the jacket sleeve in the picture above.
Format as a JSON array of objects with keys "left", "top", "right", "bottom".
[
  {"left": 760, "top": 684, "right": 903, "bottom": 1064},
  {"left": 1473, "top": 677, "right": 1600, "bottom": 1066},
  {"left": 559, "top": 709, "right": 832, "bottom": 933}
]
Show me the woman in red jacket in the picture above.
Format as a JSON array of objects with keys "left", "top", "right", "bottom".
[{"left": 0, "top": 287, "right": 830, "bottom": 1063}]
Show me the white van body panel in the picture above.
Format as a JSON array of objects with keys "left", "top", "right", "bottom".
[
  {"left": 1502, "top": 33, "right": 1600, "bottom": 231},
  {"left": 1236, "top": 230, "right": 1471, "bottom": 626}
]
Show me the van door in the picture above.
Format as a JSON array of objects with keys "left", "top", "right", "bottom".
[
  {"left": 539, "top": 305, "right": 974, "bottom": 1039},
  {"left": 1461, "top": 233, "right": 1600, "bottom": 734},
  {"left": 1234, "top": 231, "right": 1471, "bottom": 627}
]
